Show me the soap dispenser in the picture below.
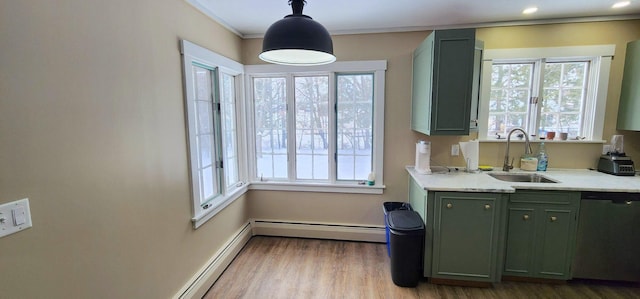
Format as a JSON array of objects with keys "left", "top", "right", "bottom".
[{"left": 537, "top": 142, "right": 548, "bottom": 171}]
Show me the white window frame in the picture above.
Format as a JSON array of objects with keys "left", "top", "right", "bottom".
[
  {"left": 478, "top": 45, "right": 615, "bottom": 142},
  {"left": 180, "top": 40, "right": 248, "bottom": 228},
  {"left": 245, "top": 61, "right": 387, "bottom": 194}
]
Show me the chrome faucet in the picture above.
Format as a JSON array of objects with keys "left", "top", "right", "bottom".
[{"left": 503, "top": 128, "right": 533, "bottom": 171}]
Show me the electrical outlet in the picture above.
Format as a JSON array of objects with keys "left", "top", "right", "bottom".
[
  {"left": 451, "top": 144, "right": 460, "bottom": 156},
  {"left": 0, "top": 198, "right": 32, "bottom": 238},
  {"left": 603, "top": 145, "right": 611, "bottom": 155}
]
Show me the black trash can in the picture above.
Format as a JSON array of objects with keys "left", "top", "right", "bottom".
[
  {"left": 386, "top": 210, "right": 424, "bottom": 287},
  {"left": 383, "top": 202, "right": 412, "bottom": 256}
]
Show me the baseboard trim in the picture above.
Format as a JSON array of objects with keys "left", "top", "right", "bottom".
[
  {"left": 174, "top": 222, "right": 253, "bottom": 299},
  {"left": 251, "top": 219, "right": 386, "bottom": 243}
]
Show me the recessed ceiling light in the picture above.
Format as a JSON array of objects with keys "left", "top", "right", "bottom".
[
  {"left": 612, "top": 1, "right": 631, "bottom": 8},
  {"left": 523, "top": 7, "right": 538, "bottom": 14}
]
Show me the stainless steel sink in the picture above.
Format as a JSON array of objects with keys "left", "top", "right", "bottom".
[{"left": 488, "top": 173, "right": 558, "bottom": 183}]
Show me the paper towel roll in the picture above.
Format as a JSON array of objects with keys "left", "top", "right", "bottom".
[
  {"left": 415, "top": 141, "right": 431, "bottom": 174},
  {"left": 459, "top": 140, "right": 479, "bottom": 171}
]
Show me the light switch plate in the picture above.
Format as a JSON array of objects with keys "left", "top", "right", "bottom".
[
  {"left": 451, "top": 144, "right": 460, "bottom": 156},
  {"left": 0, "top": 198, "right": 32, "bottom": 238}
]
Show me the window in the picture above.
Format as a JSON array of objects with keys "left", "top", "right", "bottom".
[
  {"left": 479, "top": 45, "right": 614, "bottom": 141},
  {"left": 336, "top": 74, "right": 375, "bottom": 181},
  {"left": 253, "top": 77, "right": 288, "bottom": 179},
  {"left": 220, "top": 72, "right": 240, "bottom": 187},
  {"left": 180, "top": 40, "right": 247, "bottom": 228},
  {"left": 295, "top": 75, "right": 330, "bottom": 180},
  {"left": 246, "top": 61, "right": 386, "bottom": 193}
]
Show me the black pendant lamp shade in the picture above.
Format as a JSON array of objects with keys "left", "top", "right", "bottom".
[{"left": 260, "top": 0, "right": 336, "bottom": 66}]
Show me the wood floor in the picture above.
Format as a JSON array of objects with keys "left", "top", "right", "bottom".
[{"left": 204, "top": 236, "right": 640, "bottom": 299}]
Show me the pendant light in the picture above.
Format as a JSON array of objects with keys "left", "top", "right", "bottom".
[{"left": 260, "top": 0, "right": 336, "bottom": 66}]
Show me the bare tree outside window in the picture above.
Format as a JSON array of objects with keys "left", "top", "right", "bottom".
[
  {"left": 246, "top": 60, "right": 386, "bottom": 185},
  {"left": 541, "top": 62, "right": 588, "bottom": 137},
  {"left": 254, "top": 77, "right": 288, "bottom": 179},
  {"left": 295, "top": 76, "right": 329, "bottom": 180},
  {"left": 488, "top": 63, "right": 533, "bottom": 137},
  {"left": 488, "top": 60, "right": 589, "bottom": 138},
  {"left": 337, "top": 74, "right": 374, "bottom": 181}
]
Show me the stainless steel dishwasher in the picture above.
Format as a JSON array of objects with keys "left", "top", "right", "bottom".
[{"left": 572, "top": 191, "right": 640, "bottom": 282}]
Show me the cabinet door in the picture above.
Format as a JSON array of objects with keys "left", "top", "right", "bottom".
[
  {"left": 432, "top": 192, "right": 501, "bottom": 281},
  {"left": 503, "top": 207, "right": 536, "bottom": 276},
  {"left": 504, "top": 191, "right": 579, "bottom": 280},
  {"left": 617, "top": 40, "right": 640, "bottom": 130},
  {"left": 430, "top": 29, "right": 476, "bottom": 135},
  {"left": 411, "top": 35, "right": 434, "bottom": 135},
  {"left": 469, "top": 40, "right": 484, "bottom": 131},
  {"left": 411, "top": 29, "right": 478, "bottom": 136},
  {"left": 536, "top": 208, "right": 575, "bottom": 279}
]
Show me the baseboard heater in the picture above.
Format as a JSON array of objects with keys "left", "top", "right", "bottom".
[{"left": 251, "top": 219, "right": 385, "bottom": 243}]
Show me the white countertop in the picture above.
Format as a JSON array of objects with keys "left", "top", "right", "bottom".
[{"left": 407, "top": 166, "right": 640, "bottom": 193}]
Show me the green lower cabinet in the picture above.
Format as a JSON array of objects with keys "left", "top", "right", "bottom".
[
  {"left": 431, "top": 192, "right": 506, "bottom": 282},
  {"left": 504, "top": 207, "right": 537, "bottom": 276},
  {"left": 503, "top": 191, "right": 580, "bottom": 280}
]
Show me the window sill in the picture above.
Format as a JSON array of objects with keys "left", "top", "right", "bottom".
[
  {"left": 248, "top": 181, "right": 385, "bottom": 194},
  {"left": 192, "top": 184, "right": 249, "bottom": 229},
  {"left": 479, "top": 139, "right": 606, "bottom": 144}
]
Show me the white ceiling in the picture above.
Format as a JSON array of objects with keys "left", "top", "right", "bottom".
[{"left": 187, "top": 0, "right": 640, "bottom": 38}]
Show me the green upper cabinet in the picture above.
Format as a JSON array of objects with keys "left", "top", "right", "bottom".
[
  {"left": 411, "top": 29, "right": 483, "bottom": 135},
  {"left": 617, "top": 40, "right": 640, "bottom": 130},
  {"left": 503, "top": 191, "right": 580, "bottom": 280},
  {"left": 431, "top": 192, "right": 506, "bottom": 282}
]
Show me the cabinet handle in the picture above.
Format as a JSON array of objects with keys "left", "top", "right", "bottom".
[
  {"left": 446, "top": 203, "right": 453, "bottom": 209},
  {"left": 550, "top": 216, "right": 557, "bottom": 222},
  {"left": 523, "top": 215, "right": 529, "bottom": 220},
  {"left": 484, "top": 204, "right": 491, "bottom": 210}
]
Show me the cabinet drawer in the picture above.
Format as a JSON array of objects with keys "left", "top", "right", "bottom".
[{"left": 509, "top": 191, "right": 579, "bottom": 206}]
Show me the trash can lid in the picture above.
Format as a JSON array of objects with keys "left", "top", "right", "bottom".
[
  {"left": 387, "top": 210, "right": 424, "bottom": 231},
  {"left": 383, "top": 202, "right": 412, "bottom": 216}
]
